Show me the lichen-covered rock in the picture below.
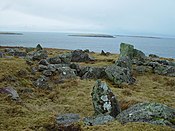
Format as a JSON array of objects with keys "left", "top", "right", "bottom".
[
  {"left": 47, "top": 56, "right": 62, "bottom": 64},
  {"left": 91, "top": 80, "right": 121, "bottom": 118},
  {"left": 38, "top": 59, "right": 49, "bottom": 66},
  {"left": 59, "top": 53, "right": 72, "bottom": 64},
  {"left": 105, "top": 64, "right": 135, "bottom": 85},
  {"left": 79, "top": 66, "right": 106, "bottom": 79},
  {"left": 38, "top": 65, "right": 48, "bottom": 71},
  {"left": 43, "top": 70, "right": 52, "bottom": 76},
  {"left": 133, "top": 49, "right": 146, "bottom": 61},
  {"left": 13, "top": 51, "right": 27, "bottom": 57},
  {"left": 115, "top": 56, "right": 132, "bottom": 70},
  {"left": 83, "top": 115, "right": 115, "bottom": 126},
  {"left": 135, "top": 66, "right": 152, "bottom": 74},
  {"left": 32, "top": 50, "right": 48, "bottom": 61},
  {"left": 56, "top": 113, "right": 80, "bottom": 126},
  {"left": 71, "top": 49, "right": 95, "bottom": 62},
  {"left": 70, "top": 63, "right": 81, "bottom": 75},
  {"left": 57, "top": 67, "right": 76, "bottom": 79},
  {"left": 33, "top": 76, "right": 51, "bottom": 90},
  {"left": 154, "top": 65, "right": 175, "bottom": 77},
  {"left": 120, "top": 43, "right": 134, "bottom": 59},
  {"left": 116, "top": 102, "right": 175, "bottom": 128}
]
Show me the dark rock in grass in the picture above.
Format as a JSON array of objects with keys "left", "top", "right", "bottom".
[
  {"left": 57, "top": 67, "right": 76, "bottom": 80},
  {"left": 71, "top": 49, "right": 95, "bottom": 62},
  {"left": 83, "top": 115, "right": 114, "bottom": 126},
  {"left": 0, "top": 87, "right": 20, "bottom": 101},
  {"left": 116, "top": 102, "right": 175, "bottom": 128},
  {"left": 70, "top": 63, "right": 81, "bottom": 75},
  {"left": 48, "top": 56, "right": 62, "bottom": 64},
  {"left": 38, "top": 59, "right": 49, "bottom": 66},
  {"left": 135, "top": 66, "right": 152, "bottom": 74},
  {"left": 59, "top": 53, "right": 72, "bottom": 64},
  {"left": 101, "top": 50, "right": 110, "bottom": 56},
  {"left": 48, "top": 64, "right": 56, "bottom": 72},
  {"left": 56, "top": 113, "right": 80, "bottom": 126},
  {"left": 105, "top": 64, "right": 135, "bottom": 85},
  {"left": 79, "top": 66, "right": 106, "bottom": 79},
  {"left": 91, "top": 80, "right": 121, "bottom": 118},
  {"left": 38, "top": 65, "right": 48, "bottom": 71},
  {"left": 25, "top": 47, "right": 34, "bottom": 53},
  {"left": 133, "top": 49, "right": 146, "bottom": 61},
  {"left": 13, "top": 51, "right": 27, "bottom": 57},
  {"left": 33, "top": 76, "right": 51, "bottom": 90},
  {"left": 83, "top": 49, "right": 90, "bottom": 53},
  {"left": 154, "top": 65, "right": 175, "bottom": 77},
  {"left": 36, "top": 44, "right": 43, "bottom": 51},
  {"left": 43, "top": 70, "right": 52, "bottom": 76},
  {"left": 32, "top": 50, "right": 48, "bottom": 61}
]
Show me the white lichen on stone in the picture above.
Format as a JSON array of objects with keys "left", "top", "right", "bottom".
[
  {"left": 63, "top": 72, "right": 66, "bottom": 75},
  {"left": 101, "top": 95, "right": 108, "bottom": 101},
  {"left": 100, "top": 82, "right": 108, "bottom": 91},
  {"left": 103, "top": 101, "right": 112, "bottom": 112}
]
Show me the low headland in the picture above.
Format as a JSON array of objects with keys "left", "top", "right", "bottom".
[
  {"left": 0, "top": 44, "right": 175, "bottom": 131},
  {"left": 68, "top": 33, "right": 115, "bottom": 38},
  {"left": 0, "top": 32, "right": 23, "bottom": 35}
]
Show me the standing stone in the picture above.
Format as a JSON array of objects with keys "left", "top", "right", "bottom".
[
  {"left": 91, "top": 80, "right": 121, "bottom": 118},
  {"left": 36, "top": 44, "right": 43, "bottom": 51},
  {"left": 120, "top": 43, "right": 134, "bottom": 59}
]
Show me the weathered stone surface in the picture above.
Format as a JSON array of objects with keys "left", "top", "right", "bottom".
[
  {"left": 115, "top": 56, "right": 132, "bottom": 70},
  {"left": 154, "top": 65, "right": 175, "bottom": 77},
  {"left": 36, "top": 44, "right": 43, "bottom": 51},
  {"left": 79, "top": 66, "right": 106, "bottom": 79},
  {"left": 38, "top": 65, "right": 48, "bottom": 71},
  {"left": 120, "top": 43, "right": 134, "bottom": 59},
  {"left": 133, "top": 49, "right": 146, "bottom": 61},
  {"left": 0, "top": 87, "right": 20, "bottom": 101},
  {"left": 38, "top": 59, "right": 49, "bottom": 66},
  {"left": 0, "top": 52, "right": 4, "bottom": 58},
  {"left": 33, "top": 76, "right": 50, "bottom": 89},
  {"left": 56, "top": 113, "right": 80, "bottom": 126},
  {"left": 116, "top": 102, "right": 175, "bottom": 128},
  {"left": 105, "top": 64, "right": 135, "bottom": 85},
  {"left": 71, "top": 49, "right": 95, "bottom": 62},
  {"left": 47, "top": 64, "right": 56, "bottom": 72},
  {"left": 13, "top": 51, "right": 27, "bottom": 57},
  {"left": 70, "top": 63, "right": 81, "bottom": 74},
  {"left": 48, "top": 56, "right": 62, "bottom": 64},
  {"left": 25, "top": 47, "right": 34, "bottom": 53},
  {"left": 43, "top": 70, "right": 52, "bottom": 76},
  {"left": 32, "top": 50, "right": 48, "bottom": 60},
  {"left": 83, "top": 115, "right": 115, "bottom": 126},
  {"left": 59, "top": 53, "right": 72, "bottom": 64},
  {"left": 135, "top": 66, "right": 152, "bottom": 73},
  {"left": 101, "top": 50, "right": 110, "bottom": 56},
  {"left": 57, "top": 67, "right": 76, "bottom": 79},
  {"left": 91, "top": 80, "right": 121, "bottom": 118}
]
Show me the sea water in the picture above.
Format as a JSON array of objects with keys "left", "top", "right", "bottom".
[{"left": 0, "top": 32, "right": 175, "bottom": 58}]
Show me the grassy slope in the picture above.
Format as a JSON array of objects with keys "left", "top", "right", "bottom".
[{"left": 0, "top": 49, "right": 175, "bottom": 131}]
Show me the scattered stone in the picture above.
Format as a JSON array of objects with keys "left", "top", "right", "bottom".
[
  {"left": 83, "top": 49, "right": 90, "bottom": 53},
  {"left": 33, "top": 76, "right": 51, "bottom": 90},
  {"left": 133, "top": 49, "right": 146, "bottom": 61},
  {"left": 25, "top": 47, "right": 34, "bottom": 53},
  {"left": 154, "top": 65, "right": 175, "bottom": 77},
  {"left": 135, "top": 66, "right": 152, "bottom": 74},
  {"left": 17, "top": 69, "right": 28, "bottom": 77},
  {"left": 43, "top": 70, "right": 52, "bottom": 76},
  {"left": 32, "top": 50, "right": 48, "bottom": 61},
  {"left": 48, "top": 64, "right": 56, "bottom": 72},
  {"left": 0, "top": 52, "right": 4, "bottom": 58},
  {"left": 13, "top": 51, "right": 27, "bottom": 57},
  {"left": 83, "top": 115, "right": 115, "bottom": 126},
  {"left": 79, "top": 66, "right": 106, "bottom": 79},
  {"left": 59, "top": 53, "right": 72, "bottom": 64},
  {"left": 48, "top": 56, "right": 62, "bottom": 64},
  {"left": 36, "top": 44, "right": 43, "bottom": 51},
  {"left": 116, "top": 102, "right": 175, "bottom": 128},
  {"left": 71, "top": 49, "right": 95, "bottom": 62},
  {"left": 91, "top": 80, "right": 121, "bottom": 117},
  {"left": 101, "top": 50, "right": 110, "bottom": 56},
  {"left": 0, "top": 87, "right": 20, "bottom": 101},
  {"left": 38, "top": 65, "right": 48, "bottom": 71},
  {"left": 105, "top": 64, "right": 135, "bottom": 85},
  {"left": 38, "top": 59, "right": 49, "bottom": 66},
  {"left": 56, "top": 113, "right": 80, "bottom": 126},
  {"left": 57, "top": 67, "right": 76, "bottom": 79}
]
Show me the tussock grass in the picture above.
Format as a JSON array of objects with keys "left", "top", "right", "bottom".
[{"left": 0, "top": 48, "right": 175, "bottom": 131}]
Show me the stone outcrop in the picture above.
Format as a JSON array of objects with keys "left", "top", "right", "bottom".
[
  {"left": 91, "top": 80, "right": 121, "bottom": 118},
  {"left": 116, "top": 102, "right": 175, "bottom": 128},
  {"left": 105, "top": 64, "right": 135, "bottom": 85},
  {"left": 32, "top": 50, "right": 48, "bottom": 61},
  {"left": 71, "top": 49, "right": 95, "bottom": 62}
]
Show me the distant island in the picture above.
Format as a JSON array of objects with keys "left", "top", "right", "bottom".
[
  {"left": 115, "top": 35, "right": 162, "bottom": 39},
  {"left": 69, "top": 34, "right": 115, "bottom": 38},
  {"left": 0, "top": 32, "right": 23, "bottom": 35}
]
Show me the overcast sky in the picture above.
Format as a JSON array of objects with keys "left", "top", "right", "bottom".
[{"left": 0, "top": 0, "right": 175, "bottom": 36}]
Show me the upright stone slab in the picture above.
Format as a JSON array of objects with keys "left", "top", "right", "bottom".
[
  {"left": 91, "top": 80, "right": 121, "bottom": 118},
  {"left": 120, "top": 43, "right": 134, "bottom": 59}
]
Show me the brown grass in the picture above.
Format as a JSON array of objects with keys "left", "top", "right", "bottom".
[{"left": 0, "top": 47, "right": 175, "bottom": 131}]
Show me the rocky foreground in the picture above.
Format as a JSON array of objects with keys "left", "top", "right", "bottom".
[{"left": 0, "top": 43, "right": 175, "bottom": 131}]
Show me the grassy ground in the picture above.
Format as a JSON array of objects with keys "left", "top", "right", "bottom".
[{"left": 0, "top": 48, "right": 175, "bottom": 131}]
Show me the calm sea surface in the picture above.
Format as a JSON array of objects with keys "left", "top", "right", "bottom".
[{"left": 0, "top": 32, "right": 175, "bottom": 58}]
